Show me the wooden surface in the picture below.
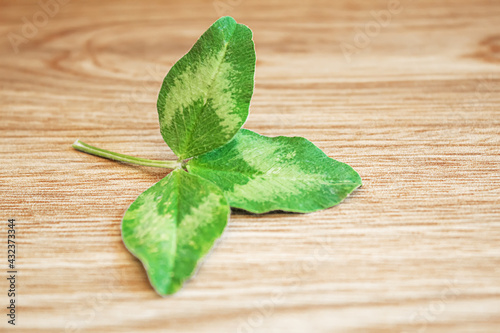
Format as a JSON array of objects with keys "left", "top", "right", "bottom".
[{"left": 1, "top": 0, "right": 499, "bottom": 332}]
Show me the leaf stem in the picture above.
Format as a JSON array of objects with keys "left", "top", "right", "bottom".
[{"left": 72, "top": 140, "right": 180, "bottom": 169}]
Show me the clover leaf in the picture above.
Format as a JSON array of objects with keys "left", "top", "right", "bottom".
[
  {"left": 157, "top": 16, "right": 255, "bottom": 159},
  {"left": 73, "top": 17, "right": 361, "bottom": 295},
  {"left": 187, "top": 129, "right": 361, "bottom": 214},
  {"left": 122, "top": 169, "right": 229, "bottom": 295}
]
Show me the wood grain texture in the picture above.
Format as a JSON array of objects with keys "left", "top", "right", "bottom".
[{"left": 1, "top": 0, "right": 499, "bottom": 332}]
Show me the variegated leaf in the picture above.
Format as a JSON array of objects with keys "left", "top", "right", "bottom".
[
  {"left": 187, "top": 129, "right": 362, "bottom": 213},
  {"left": 157, "top": 16, "right": 256, "bottom": 159},
  {"left": 121, "top": 169, "right": 230, "bottom": 295}
]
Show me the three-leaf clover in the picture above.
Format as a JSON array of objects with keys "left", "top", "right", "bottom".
[{"left": 73, "top": 17, "right": 361, "bottom": 295}]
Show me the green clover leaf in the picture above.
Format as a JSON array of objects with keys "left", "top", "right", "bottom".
[
  {"left": 187, "top": 129, "right": 361, "bottom": 214},
  {"left": 157, "top": 16, "right": 256, "bottom": 159},
  {"left": 122, "top": 169, "right": 229, "bottom": 295},
  {"left": 73, "top": 17, "right": 362, "bottom": 295}
]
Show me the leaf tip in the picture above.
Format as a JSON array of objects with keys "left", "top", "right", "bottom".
[{"left": 151, "top": 278, "right": 181, "bottom": 297}]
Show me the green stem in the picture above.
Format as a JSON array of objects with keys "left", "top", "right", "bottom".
[{"left": 72, "top": 140, "right": 180, "bottom": 169}]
